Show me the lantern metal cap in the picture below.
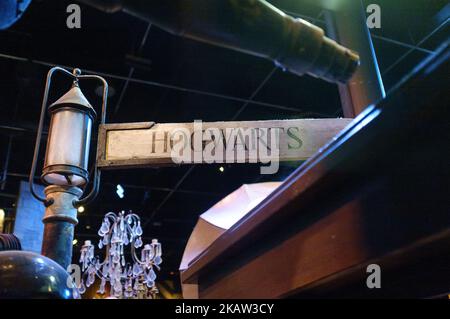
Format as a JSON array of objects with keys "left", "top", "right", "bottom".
[{"left": 49, "top": 84, "right": 97, "bottom": 119}]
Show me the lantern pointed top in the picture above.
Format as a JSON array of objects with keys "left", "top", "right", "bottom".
[
  {"left": 50, "top": 84, "right": 93, "bottom": 109},
  {"left": 48, "top": 84, "right": 96, "bottom": 119}
]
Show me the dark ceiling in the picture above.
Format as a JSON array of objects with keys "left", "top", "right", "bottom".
[{"left": 0, "top": 0, "right": 448, "bottom": 292}]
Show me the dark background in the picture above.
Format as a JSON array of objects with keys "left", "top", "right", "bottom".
[{"left": 0, "top": 0, "right": 448, "bottom": 297}]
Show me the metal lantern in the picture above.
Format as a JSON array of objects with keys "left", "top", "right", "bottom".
[
  {"left": 42, "top": 84, "right": 96, "bottom": 186},
  {"left": 29, "top": 67, "right": 108, "bottom": 207}
]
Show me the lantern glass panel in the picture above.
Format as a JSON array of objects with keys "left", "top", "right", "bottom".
[{"left": 43, "top": 108, "right": 92, "bottom": 186}]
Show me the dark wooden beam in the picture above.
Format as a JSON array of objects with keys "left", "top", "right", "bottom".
[{"left": 180, "top": 44, "right": 450, "bottom": 298}]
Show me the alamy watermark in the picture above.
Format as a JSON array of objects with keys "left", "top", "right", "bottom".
[
  {"left": 366, "top": 264, "right": 381, "bottom": 289},
  {"left": 66, "top": 4, "right": 381, "bottom": 30},
  {"left": 367, "top": 4, "right": 381, "bottom": 29},
  {"left": 66, "top": 4, "right": 81, "bottom": 29},
  {"left": 67, "top": 264, "right": 81, "bottom": 289},
  {"left": 169, "top": 120, "right": 281, "bottom": 175}
]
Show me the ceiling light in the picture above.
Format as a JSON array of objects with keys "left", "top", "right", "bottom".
[{"left": 116, "top": 184, "right": 125, "bottom": 199}]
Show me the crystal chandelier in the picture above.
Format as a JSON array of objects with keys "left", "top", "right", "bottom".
[{"left": 78, "top": 211, "right": 162, "bottom": 299}]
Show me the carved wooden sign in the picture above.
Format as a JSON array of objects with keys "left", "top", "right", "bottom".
[{"left": 96, "top": 119, "right": 352, "bottom": 170}]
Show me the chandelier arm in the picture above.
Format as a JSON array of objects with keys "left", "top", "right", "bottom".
[
  {"left": 126, "top": 215, "right": 136, "bottom": 230},
  {"left": 106, "top": 212, "right": 116, "bottom": 222},
  {"left": 101, "top": 228, "right": 114, "bottom": 265},
  {"left": 98, "top": 247, "right": 109, "bottom": 266},
  {"left": 131, "top": 243, "right": 145, "bottom": 265},
  {"left": 129, "top": 213, "right": 140, "bottom": 220},
  {"left": 92, "top": 239, "right": 108, "bottom": 267},
  {"left": 126, "top": 223, "right": 134, "bottom": 242},
  {"left": 95, "top": 224, "right": 114, "bottom": 267},
  {"left": 79, "top": 265, "right": 93, "bottom": 287},
  {"left": 126, "top": 221, "right": 133, "bottom": 232},
  {"left": 85, "top": 257, "right": 108, "bottom": 283},
  {"left": 126, "top": 215, "right": 142, "bottom": 249}
]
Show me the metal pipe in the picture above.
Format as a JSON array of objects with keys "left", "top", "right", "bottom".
[
  {"left": 41, "top": 186, "right": 82, "bottom": 269},
  {"left": 78, "top": 0, "right": 359, "bottom": 83}
]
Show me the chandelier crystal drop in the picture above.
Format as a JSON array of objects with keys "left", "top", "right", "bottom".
[{"left": 78, "top": 211, "right": 162, "bottom": 299}]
